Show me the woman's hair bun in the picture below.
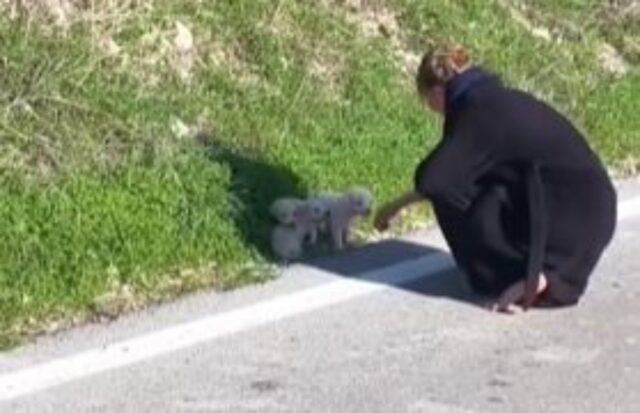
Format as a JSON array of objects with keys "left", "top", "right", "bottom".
[{"left": 416, "top": 43, "right": 473, "bottom": 94}]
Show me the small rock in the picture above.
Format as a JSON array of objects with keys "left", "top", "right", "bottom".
[
  {"left": 598, "top": 43, "right": 628, "bottom": 77},
  {"left": 250, "top": 379, "right": 280, "bottom": 393},
  {"left": 488, "top": 395, "right": 505, "bottom": 404},
  {"left": 98, "top": 35, "right": 121, "bottom": 57},
  {"left": 174, "top": 21, "right": 194, "bottom": 52},
  {"left": 488, "top": 377, "right": 512, "bottom": 388},
  {"left": 172, "top": 21, "right": 197, "bottom": 81},
  {"left": 170, "top": 117, "right": 192, "bottom": 139}
]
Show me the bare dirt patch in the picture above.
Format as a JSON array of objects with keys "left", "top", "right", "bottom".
[{"left": 322, "top": 0, "right": 422, "bottom": 77}]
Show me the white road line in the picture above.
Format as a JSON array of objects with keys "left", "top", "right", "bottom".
[
  {"left": 1, "top": 196, "right": 640, "bottom": 402},
  {"left": 618, "top": 196, "right": 640, "bottom": 221},
  {"left": 0, "top": 255, "right": 455, "bottom": 401}
]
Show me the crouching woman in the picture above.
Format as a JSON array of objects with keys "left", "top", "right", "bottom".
[{"left": 375, "top": 44, "right": 617, "bottom": 313}]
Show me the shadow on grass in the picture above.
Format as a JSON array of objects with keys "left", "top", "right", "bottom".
[
  {"left": 196, "top": 133, "right": 308, "bottom": 260},
  {"left": 194, "top": 133, "right": 496, "bottom": 309}
]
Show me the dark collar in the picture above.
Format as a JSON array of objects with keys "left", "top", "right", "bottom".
[{"left": 445, "top": 66, "right": 499, "bottom": 113}]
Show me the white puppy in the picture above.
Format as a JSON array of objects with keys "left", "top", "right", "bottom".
[
  {"left": 321, "top": 187, "right": 373, "bottom": 250},
  {"left": 305, "top": 196, "right": 330, "bottom": 243},
  {"left": 270, "top": 224, "right": 306, "bottom": 261},
  {"left": 270, "top": 200, "right": 317, "bottom": 260},
  {"left": 269, "top": 197, "right": 303, "bottom": 226}
]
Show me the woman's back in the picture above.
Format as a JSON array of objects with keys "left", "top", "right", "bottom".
[
  {"left": 453, "top": 73, "right": 607, "bottom": 175},
  {"left": 434, "top": 67, "right": 617, "bottom": 304}
]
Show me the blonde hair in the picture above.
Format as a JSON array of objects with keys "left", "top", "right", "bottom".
[{"left": 416, "top": 43, "right": 473, "bottom": 96}]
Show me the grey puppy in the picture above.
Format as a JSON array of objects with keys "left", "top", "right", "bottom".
[
  {"left": 270, "top": 199, "right": 323, "bottom": 260},
  {"left": 314, "top": 187, "right": 373, "bottom": 250}
]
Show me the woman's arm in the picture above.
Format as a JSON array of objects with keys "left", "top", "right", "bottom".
[
  {"left": 374, "top": 190, "right": 424, "bottom": 232},
  {"left": 414, "top": 111, "right": 501, "bottom": 210},
  {"left": 389, "top": 190, "right": 424, "bottom": 211}
]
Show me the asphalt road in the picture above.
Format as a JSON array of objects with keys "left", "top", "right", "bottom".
[{"left": 1, "top": 180, "right": 639, "bottom": 413}]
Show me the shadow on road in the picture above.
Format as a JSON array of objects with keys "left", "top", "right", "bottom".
[{"left": 302, "top": 238, "right": 489, "bottom": 309}]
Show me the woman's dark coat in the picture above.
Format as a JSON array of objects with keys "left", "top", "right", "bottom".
[{"left": 414, "top": 67, "right": 617, "bottom": 306}]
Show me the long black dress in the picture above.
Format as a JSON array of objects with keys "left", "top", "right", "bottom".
[{"left": 414, "top": 67, "right": 617, "bottom": 306}]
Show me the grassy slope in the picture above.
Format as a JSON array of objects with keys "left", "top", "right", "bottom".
[{"left": 0, "top": 0, "right": 638, "bottom": 347}]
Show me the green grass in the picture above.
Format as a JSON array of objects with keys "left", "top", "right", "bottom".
[{"left": 0, "top": 0, "right": 638, "bottom": 348}]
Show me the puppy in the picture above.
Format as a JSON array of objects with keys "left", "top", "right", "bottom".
[
  {"left": 271, "top": 224, "right": 306, "bottom": 261},
  {"left": 306, "top": 196, "right": 331, "bottom": 243},
  {"left": 269, "top": 198, "right": 303, "bottom": 226},
  {"left": 322, "top": 187, "right": 373, "bottom": 250},
  {"left": 270, "top": 200, "right": 317, "bottom": 260}
]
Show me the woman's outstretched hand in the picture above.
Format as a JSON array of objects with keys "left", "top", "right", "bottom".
[
  {"left": 374, "top": 203, "right": 399, "bottom": 232},
  {"left": 374, "top": 191, "right": 424, "bottom": 232}
]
